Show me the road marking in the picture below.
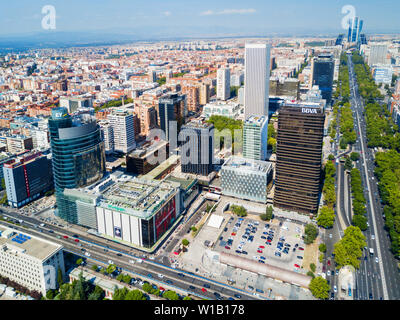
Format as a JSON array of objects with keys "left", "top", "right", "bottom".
[{"left": 349, "top": 57, "right": 389, "bottom": 300}]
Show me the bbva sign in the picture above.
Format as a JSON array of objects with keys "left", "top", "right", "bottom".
[{"left": 301, "top": 108, "right": 318, "bottom": 114}]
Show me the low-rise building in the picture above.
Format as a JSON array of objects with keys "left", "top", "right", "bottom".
[
  {"left": 0, "top": 226, "right": 65, "bottom": 295},
  {"left": 3, "top": 152, "right": 53, "bottom": 208},
  {"left": 220, "top": 156, "right": 273, "bottom": 203}
]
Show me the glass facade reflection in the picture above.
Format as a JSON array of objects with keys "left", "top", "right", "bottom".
[{"left": 49, "top": 107, "right": 105, "bottom": 224}]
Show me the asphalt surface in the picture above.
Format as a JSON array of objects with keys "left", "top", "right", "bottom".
[
  {"left": 0, "top": 208, "right": 262, "bottom": 301},
  {"left": 346, "top": 53, "right": 400, "bottom": 300}
]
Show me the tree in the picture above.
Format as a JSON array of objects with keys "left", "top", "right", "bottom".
[
  {"left": 350, "top": 152, "right": 360, "bottom": 161},
  {"left": 113, "top": 287, "right": 129, "bottom": 300},
  {"left": 328, "top": 154, "right": 335, "bottom": 161},
  {"left": 46, "top": 289, "right": 56, "bottom": 300},
  {"left": 352, "top": 214, "right": 368, "bottom": 231},
  {"left": 88, "top": 285, "right": 105, "bottom": 300},
  {"left": 183, "top": 296, "right": 192, "bottom": 300},
  {"left": 319, "top": 253, "right": 324, "bottom": 263},
  {"left": 319, "top": 243, "right": 327, "bottom": 253},
  {"left": 309, "top": 277, "right": 330, "bottom": 299},
  {"left": 106, "top": 264, "right": 116, "bottom": 275},
  {"left": 317, "top": 206, "right": 335, "bottom": 228},
  {"left": 125, "top": 289, "right": 146, "bottom": 300},
  {"left": 122, "top": 274, "right": 132, "bottom": 284},
  {"left": 163, "top": 290, "right": 179, "bottom": 300},
  {"left": 307, "top": 271, "right": 315, "bottom": 278},
  {"left": 344, "top": 157, "right": 353, "bottom": 171},
  {"left": 142, "top": 283, "right": 153, "bottom": 293},
  {"left": 304, "top": 224, "right": 319, "bottom": 244},
  {"left": 310, "top": 263, "right": 316, "bottom": 273},
  {"left": 116, "top": 274, "right": 124, "bottom": 282},
  {"left": 333, "top": 226, "right": 366, "bottom": 269},
  {"left": 231, "top": 205, "right": 247, "bottom": 217},
  {"left": 182, "top": 239, "right": 189, "bottom": 246},
  {"left": 91, "top": 265, "right": 98, "bottom": 272},
  {"left": 76, "top": 258, "right": 83, "bottom": 266}
]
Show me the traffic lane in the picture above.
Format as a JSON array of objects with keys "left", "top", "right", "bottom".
[{"left": 0, "top": 213, "right": 258, "bottom": 301}]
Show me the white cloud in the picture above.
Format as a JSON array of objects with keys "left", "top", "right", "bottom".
[
  {"left": 163, "top": 11, "right": 171, "bottom": 16},
  {"left": 200, "top": 8, "right": 256, "bottom": 16}
]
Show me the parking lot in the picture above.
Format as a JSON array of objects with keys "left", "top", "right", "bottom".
[{"left": 216, "top": 214, "right": 307, "bottom": 274}]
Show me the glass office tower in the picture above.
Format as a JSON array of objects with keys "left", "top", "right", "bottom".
[
  {"left": 48, "top": 107, "right": 105, "bottom": 224},
  {"left": 311, "top": 54, "right": 334, "bottom": 105}
]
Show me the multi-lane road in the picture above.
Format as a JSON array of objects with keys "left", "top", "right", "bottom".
[
  {"left": 0, "top": 207, "right": 262, "bottom": 301},
  {"left": 346, "top": 53, "right": 400, "bottom": 300}
]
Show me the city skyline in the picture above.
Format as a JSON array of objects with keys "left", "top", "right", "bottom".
[{"left": 1, "top": 0, "right": 399, "bottom": 40}]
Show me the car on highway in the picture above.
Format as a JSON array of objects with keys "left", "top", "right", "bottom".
[
  {"left": 108, "top": 260, "right": 114, "bottom": 264},
  {"left": 201, "top": 288, "right": 207, "bottom": 293},
  {"left": 63, "top": 235, "right": 68, "bottom": 239},
  {"left": 327, "top": 270, "right": 331, "bottom": 276},
  {"left": 298, "top": 247, "right": 304, "bottom": 251},
  {"left": 371, "top": 235, "right": 375, "bottom": 240},
  {"left": 84, "top": 252, "right": 90, "bottom": 257},
  {"left": 203, "top": 283, "right": 210, "bottom": 288},
  {"left": 74, "top": 239, "right": 79, "bottom": 243},
  {"left": 333, "top": 286, "right": 337, "bottom": 293},
  {"left": 294, "top": 264, "right": 300, "bottom": 268},
  {"left": 336, "top": 270, "right": 339, "bottom": 276},
  {"left": 165, "top": 280, "right": 173, "bottom": 284},
  {"left": 369, "top": 293, "right": 373, "bottom": 300},
  {"left": 234, "top": 294, "right": 242, "bottom": 299},
  {"left": 225, "top": 246, "right": 231, "bottom": 250},
  {"left": 158, "top": 273, "right": 164, "bottom": 278},
  {"left": 375, "top": 257, "right": 379, "bottom": 263},
  {"left": 188, "top": 285, "right": 196, "bottom": 290},
  {"left": 177, "top": 273, "right": 185, "bottom": 277}
]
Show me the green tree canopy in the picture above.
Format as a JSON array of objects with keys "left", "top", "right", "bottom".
[
  {"left": 304, "top": 224, "right": 319, "bottom": 244},
  {"left": 333, "top": 226, "right": 366, "bottom": 269},
  {"left": 309, "top": 277, "right": 330, "bottom": 299}
]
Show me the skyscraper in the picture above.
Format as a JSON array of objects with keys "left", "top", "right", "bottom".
[
  {"left": 242, "top": 115, "right": 268, "bottom": 161},
  {"left": 180, "top": 120, "right": 214, "bottom": 176},
  {"left": 107, "top": 109, "right": 136, "bottom": 154},
  {"left": 158, "top": 93, "right": 186, "bottom": 141},
  {"left": 347, "top": 16, "right": 363, "bottom": 43},
  {"left": 368, "top": 44, "right": 388, "bottom": 66},
  {"left": 244, "top": 43, "right": 271, "bottom": 119},
  {"left": 48, "top": 107, "right": 106, "bottom": 224},
  {"left": 217, "top": 68, "right": 231, "bottom": 101},
  {"left": 274, "top": 104, "right": 325, "bottom": 215},
  {"left": 310, "top": 54, "right": 334, "bottom": 105}
]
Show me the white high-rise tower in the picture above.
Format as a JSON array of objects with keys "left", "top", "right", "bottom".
[
  {"left": 244, "top": 43, "right": 271, "bottom": 118},
  {"left": 217, "top": 68, "right": 231, "bottom": 101}
]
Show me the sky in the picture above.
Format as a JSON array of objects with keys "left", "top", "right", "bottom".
[{"left": 0, "top": 0, "right": 399, "bottom": 38}]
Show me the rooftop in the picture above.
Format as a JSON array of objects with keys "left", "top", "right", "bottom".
[
  {"left": 244, "top": 115, "right": 267, "bottom": 125},
  {"left": 98, "top": 176, "right": 180, "bottom": 218},
  {"left": 222, "top": 156, "right": 272, "bottom": 174},
  {"left": 0, "top": 226, "right": 62, "bottom": 262}
]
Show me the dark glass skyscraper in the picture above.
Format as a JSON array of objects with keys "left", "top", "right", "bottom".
[
  {"left": 274, "top": 104, "right": 325, "bottom": 215},
  {"left": 158, "top": 93, "right": 186, "bottom": 141},
  {"left": 48, "top": 107, "right": 105, "bottom": 224},
  {"left": 180, "top": 120, "right": 214, "bottom": 176},
  {"left": 311, "top": 54, "right": 334, "bottom": 105}
]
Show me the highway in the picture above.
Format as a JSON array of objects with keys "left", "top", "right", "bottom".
[
  {"left": 0, "top": 208, "right": 262, "bottom": 301},
  {"left": 347, "top": 52, "right": 400, "bottom": 300}
]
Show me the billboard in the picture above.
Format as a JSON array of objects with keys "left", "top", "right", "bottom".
[{"left": 114, "top": 226, "right": 121, "bottom": 238}]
